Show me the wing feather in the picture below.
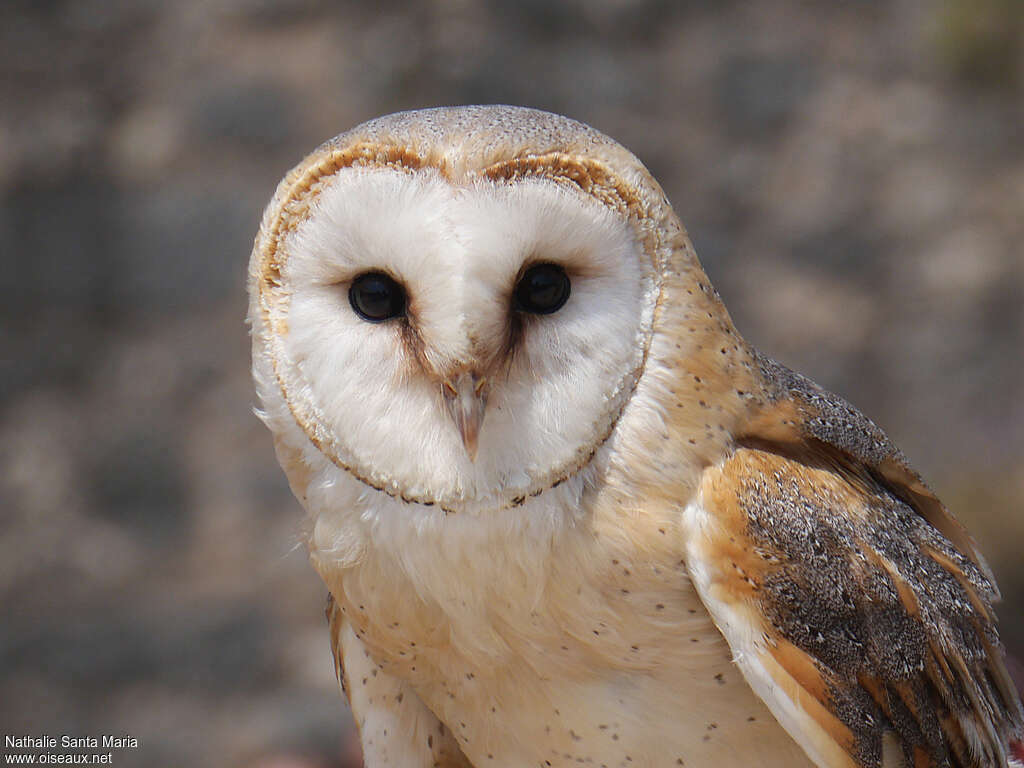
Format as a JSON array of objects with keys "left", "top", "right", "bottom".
[
  {"left": 686, "top": 444, "right": 1023, "bottom": 768},
  {"left": 750, "top": 354, "right": 996, "bottom": 587}
]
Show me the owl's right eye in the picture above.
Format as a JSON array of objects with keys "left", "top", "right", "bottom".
[{"left": 349, "top": 272, "right": 407, "bottom": 322}]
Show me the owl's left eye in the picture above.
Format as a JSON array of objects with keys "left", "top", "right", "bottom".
[
  {"left": 349, "top": 272, "right": 406, "bottom": 322},
  {"left": 514, "top": 263, "right": 571, "bottom": 315}
]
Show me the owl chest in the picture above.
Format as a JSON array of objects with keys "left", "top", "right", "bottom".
[
  {"left": 324, "top": 516, "right": 810, "bottom": 767},
  {"left": 331, "top": 511, "right": 696, "bottom": 674}
]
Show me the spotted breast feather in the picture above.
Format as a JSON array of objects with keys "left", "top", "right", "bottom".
[{"left": 685, "top": 357, "right": 1024, "bottom": 768}]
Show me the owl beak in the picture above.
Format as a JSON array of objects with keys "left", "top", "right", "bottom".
[{"left": 442, "top": 373, "right": 488, "bottom": 461}]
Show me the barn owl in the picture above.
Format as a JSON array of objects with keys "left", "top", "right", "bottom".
[{"left": 248, "top": 105, "right": 1023, "bottom": 768}]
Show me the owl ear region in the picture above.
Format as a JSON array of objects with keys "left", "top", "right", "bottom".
[{"left": 442, "top": 372, "right": 488, "bottom": 461}]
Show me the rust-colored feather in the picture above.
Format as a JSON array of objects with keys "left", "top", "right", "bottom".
[
  {"left": 701, "top": 445, "right": 1021, "bottom": 765},
  {"left": 696, "top": 356, "right": 1024, "bottom": 768},
  {"left": 746, "top": 354, "right": 997, "bottom": 587},
  {"left": 697, "top": 357, "right": 1024, "bottom": 767}
]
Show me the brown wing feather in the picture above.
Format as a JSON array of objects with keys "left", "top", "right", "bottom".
[
  {"left": 702, "top": 448, "right": 1022, "bottom": 766},
  {"left": 713, "top": 356, "right": 1024, "bottom": 767},
  {"left": 748, "top": 354, "right": 996, "bottom": 586}
]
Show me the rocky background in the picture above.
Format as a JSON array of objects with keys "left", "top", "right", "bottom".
[{"left": 1, "top": 1, "right": 1022, "bottom": 766}]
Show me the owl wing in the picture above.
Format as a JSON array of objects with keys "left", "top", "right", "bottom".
[
  {"left": 326, "top": 594, "right": 475, "bottom": 768},
  {"left": 683, "top": 357, "right": 1024, "bottom": 768}
]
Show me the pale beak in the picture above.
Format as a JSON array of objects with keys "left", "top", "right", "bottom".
[{"left": 442, "top": 372, "right": 488, "bottom": 461}]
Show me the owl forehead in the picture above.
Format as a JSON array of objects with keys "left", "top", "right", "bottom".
[{"left": 287, "top": 165, "right": 643, "bottom": 284}]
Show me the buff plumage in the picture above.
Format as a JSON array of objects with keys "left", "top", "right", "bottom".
[{"left": 249, "top": 105, "right": 1022, "bottom": 768}]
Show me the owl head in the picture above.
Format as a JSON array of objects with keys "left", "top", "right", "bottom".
[{"left": 249, "top": 106, "right": 730, "bottom": 517}]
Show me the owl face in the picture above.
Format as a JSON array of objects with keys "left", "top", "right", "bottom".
[
  {"left": 249, "top": 107, "right": 699, "bottom": 514},
  {"left": 262, "top": 161, "right": 659, "bottom": 512}
]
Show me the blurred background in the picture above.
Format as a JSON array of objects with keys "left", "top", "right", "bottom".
[{"left": 1, "top": 0, "right": 1021, "bottom": 766}]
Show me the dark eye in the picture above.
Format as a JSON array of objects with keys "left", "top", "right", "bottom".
[
  {"left": 349, "top": 272, "right": 406, "bottom": 322},
  {"left": 514, "top": 263, "right": 571, "bottom": 315}
]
